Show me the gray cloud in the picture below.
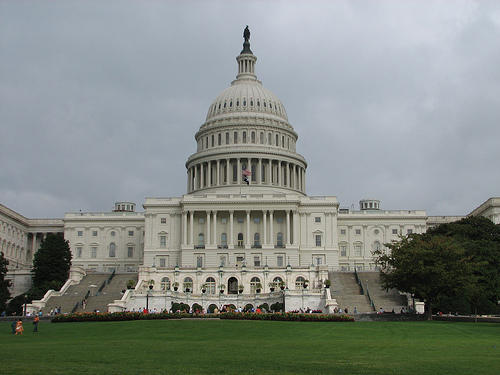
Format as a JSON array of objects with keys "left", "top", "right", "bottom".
[{"left": 1, "top": 1, "right": 499, "bottom": 218}]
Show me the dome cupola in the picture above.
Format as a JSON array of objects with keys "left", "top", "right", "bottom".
[{"left": 185, "top": 27, "right": 307, "bottom": 196}]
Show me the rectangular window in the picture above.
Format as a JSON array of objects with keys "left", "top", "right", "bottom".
[
  {"left": 355, "top": 245, "right": 362, "bottom": 257},
  {"left": 340, "top": 229, "right": 346, "bottom": 235},
  {"left": 221, "top": 218, "right": 227, "bottom": 224},
  {"left": 237, "top": 218, "right": 244, "bottom": 223},
  {"left": 315, "top": 217, "right": 321, "bottom": 223},
  {"left": 392, "top": 229, "right": 398, "bottom": 235},
  {"left": 277, "top": 256, "right": 284, "bottom": 267},
  {"left": 276, "top": 217, "right": 283, "bottom": 223},
  {"left": 316, "top": 257, "right": 322, "bottom": 265},
  {"left": 236, "top": 256, "right": 244, "bottom": 266},
  {"left": 315, "top": 235, "right": 322, "bottom": 247},
  {"left": 198, "top": 218, "right": 205, "bottom": 224},
  {"left": 127, "top": 247, "right": 133, "bottom": 258},
  {"left": 91, "top": 247, "right": 97, "bottom": 258},
  {"left": 77, "top": 230, "right": 83, "bottom": 237},
  {"left": 128, "top": 231, "right": 134, "bottom": 236},
  {"left": 160, "top": 235, "right": 166, "bottom": 248},
  {"left": 159, "top": 258, "right": 166, "bottom": 268},
  {"left": 219, "top": 255, "right": 227, "bottom": 267},
  {"left": 407, "top": 229, "right": 413, "bottom": 234},
  {"left": 254, "top": 218, "right": 260, "bottom": 223},
  {"left": 355, "top": 229, "right": 361, "bottom": 235},
  {"left": 340, "top": 245, "right": 347, "bottom": 257},
  {"left": 76, "top": 247, "right": 82, "bottom": 258},
  {"left": 254, "top": 256, "right": 261, "bottom": 267},
  {"left": 92, "top": 231, "right": 98, "bottom": 237},
  {"left": 161, "top": 217, "right": 167, "bottom": 224},
  {"left": 197, "top": 256, "right": 203, "bottom": 267}
]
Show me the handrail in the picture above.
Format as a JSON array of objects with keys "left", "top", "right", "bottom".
[
  {"left": 70, "top": 302, "right": 79, "bottom": 314},
  {"left": 354, "top": 269, "right": 376, "bottom": 312},
  {"left": 97, "top": 270, "right": 116, "bottom": 294},
  {"left": 365, "top": 288, "right": 376, "bottom": 312},
  {"left": 354, "top": 269, "right": 364, "bottom": 294}
]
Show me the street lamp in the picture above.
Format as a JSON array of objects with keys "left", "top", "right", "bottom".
[
  {"left": 23, "top": 294, "right": 28, "bottom": 316},
  {"left": 146, "top": 290, "right": 150, "bottom": 312}
]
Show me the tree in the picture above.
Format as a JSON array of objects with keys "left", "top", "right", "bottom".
[
  {"left": 0, "top": 252, "right": 11, "bottom": 312},
  {"left": 426, "top": 216, "right": 500, "bottom": 315},
  {"left": 31, "top": 233, "right": 72, "bottom": 299},
  {"left": 374, "top": 234, "right": 473, "bottom": 320}
]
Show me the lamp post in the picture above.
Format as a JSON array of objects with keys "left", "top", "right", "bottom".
[
  {"left": 23, "top": 294, "right": 28, "bottom": 316},
  {"left": 146, "top": 290, "right": 150, "bottom": 312}
]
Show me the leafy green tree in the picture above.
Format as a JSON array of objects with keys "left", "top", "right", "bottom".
[
  {"left": 0, "top": 252, "right": 11, "bottom": 312},
  {"left": 374, "top": 234, "right": 473, "bottom": 320},
  {"left": 31, "top": 233, "right": 72, "bottom": 299},
  {"left": 426, "top": 216, "right": 500, "bottom": 315}
]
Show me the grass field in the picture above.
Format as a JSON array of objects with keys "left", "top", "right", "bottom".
[{"left": 1, "top": 319, "right": 499, "bottom": 374}]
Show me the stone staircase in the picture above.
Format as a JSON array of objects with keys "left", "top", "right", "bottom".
[
  {"left": 43, "top": 273, "right": 138, "bottom": 314},
  {"left": 81, "top": 273, "right": 137, "bottom": 313},
  {"left": 43, "top": 273, "right": 110, "bottom": 315},
  {"left": 358, "top": 272, "right": 407, "bottom": 313},
  {"left": 328, "top": 272, "right": 374, "bottom": 314}
]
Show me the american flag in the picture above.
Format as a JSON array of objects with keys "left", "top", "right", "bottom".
[{"left": 242, "top": 168, "right": 252, "bottom": 176}]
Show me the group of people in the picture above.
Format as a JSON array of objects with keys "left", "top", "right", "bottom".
[
  {"left": 48, "top": 307, "right": 62, "bottom": 316},
  {"left": 10, "top": 315, "right": 39, "bottom": 335},
  {"left": 333, "top": 307, "right": 354, "bottom": 314}
]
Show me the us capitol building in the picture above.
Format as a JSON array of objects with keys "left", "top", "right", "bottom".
[{"left": 2, "top": 29, "right": 499, "bottom": 312}]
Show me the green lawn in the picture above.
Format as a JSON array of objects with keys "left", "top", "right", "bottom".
[{"left": 1, "top": 320, "right": 499, "bottom": 374}]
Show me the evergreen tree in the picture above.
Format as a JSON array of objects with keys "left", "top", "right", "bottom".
[
  {"left": 31, "top": 233, "right": 72, "bottom": 298},
  {"left": 0, "top": 252, "right": 11, "bottom": 312}
]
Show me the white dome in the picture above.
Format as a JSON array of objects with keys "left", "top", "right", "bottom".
[{"left": 206, "top": 80, "right": 288, "bottom": 122}]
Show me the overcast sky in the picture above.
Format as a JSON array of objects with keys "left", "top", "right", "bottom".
[{"left": 1, "top": 1, "right": 499, "bottom": 219}]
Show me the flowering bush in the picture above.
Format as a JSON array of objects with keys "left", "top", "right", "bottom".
[
  {"left": 219, "top": 312, "right": 354, "bottom": 322},
  {"left": 51, "top": 311, "right": 354, "bottom": 323}
]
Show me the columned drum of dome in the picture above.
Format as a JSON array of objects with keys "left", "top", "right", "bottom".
[{"left": 186, "top": 28, "right": 307, "bottom": 195}]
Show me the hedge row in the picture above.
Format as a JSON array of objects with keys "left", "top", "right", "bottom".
[{"left": 51, "top": 311, "right": 354, "bottom": 323}]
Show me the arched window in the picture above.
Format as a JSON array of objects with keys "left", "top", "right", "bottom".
[
  {"left": 373, "top": 241, "right": 381, "bottom": 252},
  {"left": 277, "top": 233, "right": 283, "bottom": 247},
  {"left": 250, "top": 277, "right": 261, "bottom": 293},
  {"left": 260, "top": 132, "right": 264, "bottom": 144},
  {"left": 251, "top": 164, "right": 256, "bottom": 181},
  {"left": 261, "top": 164, "right": 266, "bottom": 182},
  {"left": 275, "top": 134, "right": 279, "bottom": 146},
  {"left": 218, "top": 133, "right": 221, "bottom": 146},
  {"left": 211, "top": 134, "right": 214, "bottom": 147},
  {"left": 183, "top": 277, "right": 193, "bottom": 292},
  {"left": 226, "top": 132, "right": 229, "bottom": 144},
  {"left": 198, "top": 233, "right": 205, "bottom": 246},
  {"left": 237, "top": 233, "right": 244, "bottom": 248},
  {"left": 233, "top": 164, "right": 237, "bottom": 182},
  {"left": 205, "top": 277, "right": 216, "bottom": 294},
  {"left": 234, "top": 132, "right": 238, "bottom": 144},
  {"left": 242, "top": 131, "right": 247, "bottom": 143},
  {"left": 282, "top": 135, "right": 285, "bottom": 148},
  {"left": 109, "top": 243, "right": 116, "bottom": 258},
  {"left": 160, "top": 277, "right": 171, "bottom": 291},
  {"left": 295, "top": 276, "right": 306, "bottom": 289},
  {"left": 221, "top": 233, "right": 227, "bottom": 246},
  {"left": 251, "top": 131, "right": 256, "bottom": 143},
  {"left": 268, "top": 133, "right": 272, "bottom": 145},
  {"left": 254, "top": 233, "right": 260, "bottom": 246}
]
